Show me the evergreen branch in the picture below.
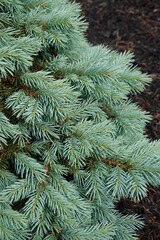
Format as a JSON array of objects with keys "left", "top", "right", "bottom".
[
  {"left": 62, "top": 222, "right": 115, "bottom": 240},
  {"left": 14, "top": 153, "right": 45, "bottom": 182},
  {"left": 40, "top": 164, "right": 50, "bottom": 187},
  {"left": 0, "top": 0, "right": 159, "bottom": 239},
  {"left": 101, "top": 158, "right": 132, "bottom": 171}
]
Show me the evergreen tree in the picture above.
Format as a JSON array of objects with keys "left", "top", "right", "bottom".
[{"left": 0, "top": 1, "right": 160, "bottom": 239}]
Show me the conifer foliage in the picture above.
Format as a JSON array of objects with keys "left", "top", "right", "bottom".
[{"left": 0, "top": 1, "right": 160, "bottom": 239}]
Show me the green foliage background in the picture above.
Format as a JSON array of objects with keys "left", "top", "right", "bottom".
[{"left": 0, "top": 1, "right": 160, "bottom": 239}]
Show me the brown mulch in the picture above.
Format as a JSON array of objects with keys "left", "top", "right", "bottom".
[{"left": 76, "top": 0, "right": 160, "bottom": 239}]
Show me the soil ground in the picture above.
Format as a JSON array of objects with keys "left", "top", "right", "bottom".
[{"left": 76, "top": 0, "right": 160, "bottom": 239}]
